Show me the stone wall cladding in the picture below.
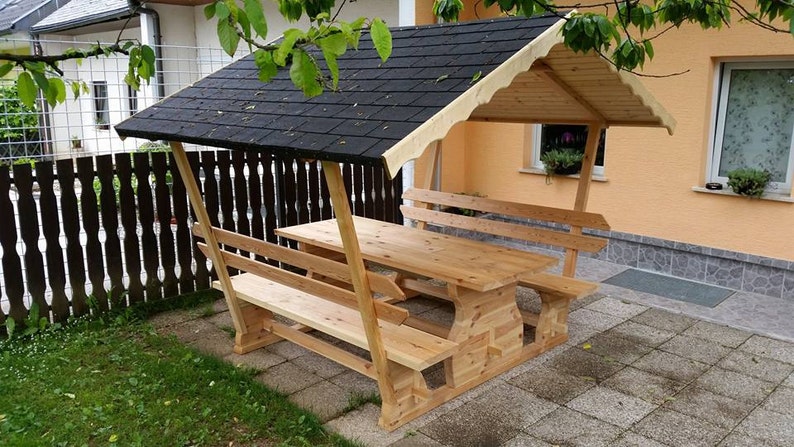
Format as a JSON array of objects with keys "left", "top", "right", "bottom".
[{"left": 426, "top": 213, "right": 794, "bottom": 301}]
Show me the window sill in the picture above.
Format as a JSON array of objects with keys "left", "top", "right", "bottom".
[
  {"left": 691, "top": 186, "right": 794, "bottom": 203},
  {"left": 519, "top": 167, "right": 608, "bottom": 182}
]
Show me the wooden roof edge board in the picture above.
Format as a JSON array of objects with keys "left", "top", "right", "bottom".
[{"left": 379, "top": 16, "right": 568, "bottom": 178}]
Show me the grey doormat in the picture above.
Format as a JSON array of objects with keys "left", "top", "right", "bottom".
[{"left": 603, "top": 269, "right": 735, "bottom": 308}]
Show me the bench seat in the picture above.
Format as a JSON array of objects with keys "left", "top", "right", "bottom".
[
  {"left": 518, "top": 272, "right": 598, "bottom": 300},
  {"left": 218, "top": 272, "right": 460, "bottom": 371}
]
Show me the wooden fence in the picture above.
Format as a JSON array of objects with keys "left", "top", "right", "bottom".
[{"left": 0, "top": 150, "right": 402, "bottom": 328}]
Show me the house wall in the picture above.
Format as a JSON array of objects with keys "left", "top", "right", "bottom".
[{"left": 413, "top": 1, "right": 794, "bottom": 299}]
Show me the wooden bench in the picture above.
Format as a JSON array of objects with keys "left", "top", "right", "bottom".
[
  {"left": 401, "top": 188, "right": 611, "bottom": 349},
  {"left": 192, "top": 224, "right": 460, "bottom": 429}
]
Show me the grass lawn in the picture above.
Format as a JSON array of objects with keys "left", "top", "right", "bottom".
[{"left": 0, "top": 295, "right": 359, "bottom": 447}]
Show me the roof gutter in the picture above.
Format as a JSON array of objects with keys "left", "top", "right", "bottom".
[{"left": 129, "top": 1, "right": 164, "bottom": 100}]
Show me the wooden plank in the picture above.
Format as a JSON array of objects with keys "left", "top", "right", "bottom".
[
  {"left": 319, "top": 161, "right": 333, "bottom": 220},
  {"left": 261, "top": 151, "right": 279, "bottom": 244},
  {"left": 281, "top": 157, "right": 299, "bottom": 229},
  {"left": 400, "top": 206, "right": 608, "bottom": 253},
  {"left": 414, "top": 142, "right": 440, "bottom": 231},
  {"left": 171, "top": 142, "right": 247, "bottom": 334},
  {"left": 221, "top": 273, "right": 458, "bottom": 370},
  {"left": 277, "top": 217, "right": 557, "bottom": 292},
  {"left": 116, "top": 154, "right": 144, "bottom": 304},
  {"left": 246, "top": 151, "right": 265, "bottom": 249},
  {"left": 96, "top": 156, "right": 125, "bottom": 301},
  {"left": 76, "top": 157, "right": 108, "bottom": 310},
  {"left": 322, "top": 161, "right": 397, "bottom": 405},
  {"left": 188, "top": 152, "right": 210, "bottom": 289},
  {"left": 364, "top": 165, "right": 375, "bottom": 219},
  {"left": 199, "top": 244, "right": 408, "bottom": 325},
  {"left": 14, "top": 163, "right": 48, "bottom": 315},
  {"left": 37, "top": 161, "right": 69, "bottom": 321},
  {"left": 565, "top": 122, "right": 604, "bottom": 276},
  {"left": 402, "top": 188, "right": 610, "bottom": 230},
  {"left": 170, "top": 152, "right": 196, "bottom": 294},
  {"left": 531, "top": 63, "right": 606, "bottom": 124},
  {"left": 518, "top": 272, "right": 598, "bottom": 299},
  {"left": 267, "top": 319, "right": 377, "bottom": 379},
  {"left": 193, "top": 224, "right": 405, "bottom": 301},
  {"left": 57, "top": 159, "right": 89, "bottom": 315},
  {"left": 232, "top": 151, "right": 251, "bottom": 238},
  {"left": 296, "top": 159, "right": 310, "bottom": 224},
  {"left": 0, "top": 166, "right": 26, "bottom": 323},
  {"left": 133, "top": 152, "right": 162, "bottom": 301},
  {"left": 152, "top": 152, "right": 179, "bottom": 298},
  {"left": 373, "top": 166, "right": 385, "bottom": 221}
]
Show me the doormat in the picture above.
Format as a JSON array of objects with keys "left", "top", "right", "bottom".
[{"left": 603, "top": 269, "right": 735, "bottom": 308}]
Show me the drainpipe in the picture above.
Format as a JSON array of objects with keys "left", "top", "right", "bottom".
[{"left": 129, "top": 1, "right": 165, "bottom": 100}]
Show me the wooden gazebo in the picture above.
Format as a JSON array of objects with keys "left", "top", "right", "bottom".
[{"left": 116, "top": 13, "right": 675, "bottom": 430}]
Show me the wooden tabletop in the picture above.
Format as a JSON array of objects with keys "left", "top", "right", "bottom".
[{"left": 277, "top": 217, "right": 557, "bottom": 292}]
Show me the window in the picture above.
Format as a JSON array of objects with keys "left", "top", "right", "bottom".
[
  {"left": 528, "top": 124, "right": 606, "bottom": 176},
  {"left": 710, "top": 61, "right": 794, "bottom": 191},
  {"left": 127, "top": 84, "right": 138, "bottom": 116},
  {"left": 93, "top": 81, "right": 109, "bottom": 129}
]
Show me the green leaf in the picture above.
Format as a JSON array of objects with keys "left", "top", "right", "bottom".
[
  {"left": 253, "top": 49, "right": 278, "bottom": 82},
  {"left": 318, "top": 32, "right": 347, "bottom": 57},
  {"left": 49, "top": 77, "right": 67, "bottom": 105},
  {"left": 289, "top": 49, "right": 322, "bottom": 97},
  {"left": 204, "top": 2, "right": 216, "bottom": 20},
  {"left": 324, "top": 53, "right": 339, "bottom": 89},
  {"left": 644, "top": 40, "right": 654, "bottom": 59},
  {"left": 370, "top": 18, "right": 392, "bottom": 63},
  {"left": 16, "top": 72, "right": 37, "bottom": 109},
  {"left": 31, "top": 70, "right": 49, "bottom": 92},
  {"left": 216, "top": 1, "right": 230, "bottom": 20},
  {"left": 274, "top": 29, "right": 302, "bottom": 65},
  {"left": 244, "top": 0, "right": 268, "bottom": 39},
  {"left": 0, "top": 63, "right": 13, "bottom": 78},
  {"left": 217, "top": 18, "right": 240, "bottom": 57},
  {"left": 141, "top": 45, "right": 156, "bottom": 66},
  {"left": 70, "top": 81, "right": 81, "bottom": 99}
]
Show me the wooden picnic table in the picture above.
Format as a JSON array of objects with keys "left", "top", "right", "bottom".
[{"left": 277, "top": 216, "right": 558, "bottom": 386}]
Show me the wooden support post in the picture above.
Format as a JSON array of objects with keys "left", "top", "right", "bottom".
[
  {"left": 563, "top": 123, "right": 603, "bottom": 277},
  {"left": 321, "top": 161, "right": 399, "bottom": 410},
  {"left": 415, "top": 141, "right": 441, "bottom": 230},
  {"left": 169, "top": 142, "right": 248, "bottom": 335}
]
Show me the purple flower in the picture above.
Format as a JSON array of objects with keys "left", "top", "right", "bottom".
[{"left": 561, "top": 132, "right": 575, "bottom": 144}]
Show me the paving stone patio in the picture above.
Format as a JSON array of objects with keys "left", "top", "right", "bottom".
[{"left": 151, "top": 254, "right": 794, "bottom": 446}]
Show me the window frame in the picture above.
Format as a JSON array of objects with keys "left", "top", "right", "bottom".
[
  {"left": 708, "top": 60, "right": 794, "bottom": 192},
  {"left": 526, "top": 124, "right": 606, "bottom": 177},
  {"left": 92, "top": 80, "right": 110, "bottom": 129},
  {"left": 127, "top": 84, "right": 138, "bottom": 116}
]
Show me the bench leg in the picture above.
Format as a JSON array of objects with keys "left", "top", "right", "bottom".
[
  {"left": 233, "top": 304, "right": 277, "bottom": 354},
  {"left": 534, "top": 293, "right": 572, "bottom": 349},
  {"left": 378, "top": 362, "right": 431, "bottom": 431}
]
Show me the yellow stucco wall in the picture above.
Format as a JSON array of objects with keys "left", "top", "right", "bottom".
[{"left": 415, "top": 2, "right": 794, "bottom": 261}]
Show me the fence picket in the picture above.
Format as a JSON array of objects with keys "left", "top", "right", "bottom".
[
  {"left": 77, "top": 157, "right": 108, "bottom": 311},
  {"left": 37, "top": 162, "right": 69, "bottom": 321},
  {"left": 0, "top": 166, "right": 26, "bottom": 323},
  {"left": 133, "top": 152, "right": 161, "bottom": 301},
  {"left": 246, "top": 152, "right": 265, "bottom": 261},
  {"left": 14, "top": 164, "right": 48, "bottom": 316},
  {"left": 171, "top": 153, "right": 195, "bottom": 294},
  {"left": 56, "top": 159, "right": 88, "bottom": 316},
  {"left": 189, "top": 152, "right": 210, "bottom": 289},
  {"left": 116, "top": 154, "right": 144, "bottom": 305},
  {"left": 152, "top": 152, "right": 179, "bottom": 298},
  {"left": 96, "top": 156, "right": 124, "bottom": 303}
]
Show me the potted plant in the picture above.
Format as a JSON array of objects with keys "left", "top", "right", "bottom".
[
  {"left": 540, "top": 148, "right": 584, "bottom": 183},
  {"left": 71, "top": 135, "right": 82, "bottom": 150},
  {"left": 726, "top": 168, "right": 772, "bottom": 198}
]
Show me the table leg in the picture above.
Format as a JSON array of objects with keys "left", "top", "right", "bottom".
[{"left": 443, "top": 283, "right": 522, "bottom": 387}]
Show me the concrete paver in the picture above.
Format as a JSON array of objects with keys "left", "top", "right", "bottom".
[{"left": 153, "top": 253, "right": 794, "bottom": 447}]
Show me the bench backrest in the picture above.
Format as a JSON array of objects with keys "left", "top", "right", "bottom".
[
  {"left": 192, "top": 224, "right": 409, "bottom": 324},
  {"left": 401, "top": 188, "right": 611, "bottom": 276}
]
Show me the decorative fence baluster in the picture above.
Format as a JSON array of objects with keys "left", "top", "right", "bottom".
[
  {"left": 0, "top": 166, "right": 26, "bottom": 323},
  {"left": 116, "top": 153, "right": 144, "bottom": 305},
  {"left": 76, "top": 157, "right": 108, "bottom": 312},
  {"left": 133, "top": 152, "right": 161, "bottom": 302},
  {"left": 152, "top": 152, "right": 178, "bottom": 298},
  {"left": 56, "top": 159, "right": 88, "bottom": 316},
  {"left": 14, "top": 164, "right": 48, "bottom": 316},
  {"left": 37, "top": 161, "right": 69, "bottom": 321},
  {"left": 96, "top": 155, "right": 124, "bottom": 304},
  {"left": 171, "top": 152, "right": 195, "bottom": 294}
]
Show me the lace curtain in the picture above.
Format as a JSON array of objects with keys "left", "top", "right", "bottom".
[{"left": 718, "top": 68, "right": 794, "bottom": 182}]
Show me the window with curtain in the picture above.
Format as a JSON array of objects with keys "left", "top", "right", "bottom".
[
  {"left": 93, "top": 81, "right": 110, "bottom": 128},
  {"left": 710, "top": 61, "right": 794, "bottom": 191},
  {"left": 529, "top": 124, "right": 607, "bottom": 176}
]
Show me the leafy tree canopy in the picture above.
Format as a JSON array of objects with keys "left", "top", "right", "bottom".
[{"left": 0, "top": 0, "right": 791, "bottom": 108}]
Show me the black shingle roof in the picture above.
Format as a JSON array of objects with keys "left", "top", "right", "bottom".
[{"left": 115, "top": 14, "right": 560, "bottom": 166}]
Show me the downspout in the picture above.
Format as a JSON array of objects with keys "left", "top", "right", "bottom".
[{"left": 129, "top": 1, "right": 165, "bottom": 100}]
